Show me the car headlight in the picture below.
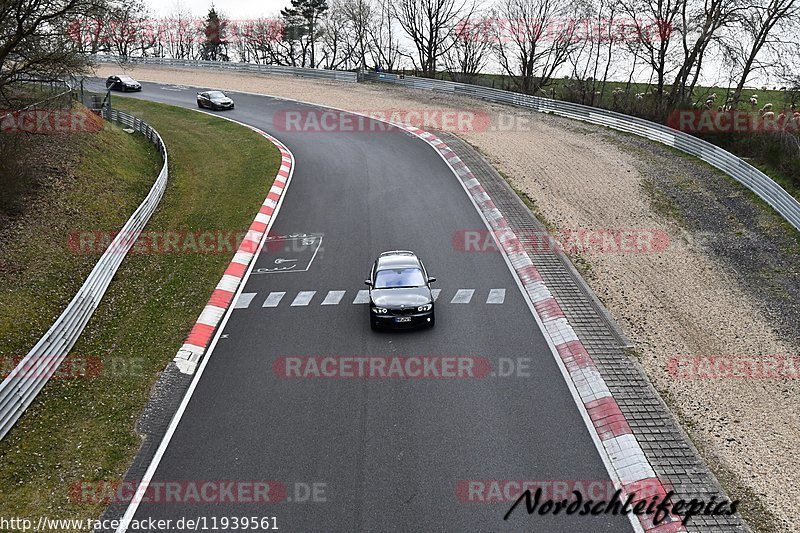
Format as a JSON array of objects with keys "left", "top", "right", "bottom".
[
  {"left": 417, "top": 304, "right": 432, "bottom": 312},
  {"left": 372, "top": 307, "right": 388, "bottom": 314}
]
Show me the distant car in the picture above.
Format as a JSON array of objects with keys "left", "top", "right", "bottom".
[
  {"left": 365, "top": 251, "right": 436, "bottom": 330},
  {"left": 197, "top": 90, "right": 234, "bottom": 110},
  {"left": 106, "top": 75, "right": 141, "bottom": 92}
]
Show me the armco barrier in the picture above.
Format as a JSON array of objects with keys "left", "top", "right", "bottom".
[
  {"left": 361, "top": 71, "right": 800, "bottom": 232},
  {"left": 92, "top": 55, "right": 358, "bottom": 82},
  {"left": 90, "top": 56, "right": 799, "bottom": 230},
  {"left": 0, "top": 107, "right": 168, "bottom": 441}
]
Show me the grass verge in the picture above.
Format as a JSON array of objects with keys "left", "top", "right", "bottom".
[{"left": 0, "top": 98, "right": 280, "bottom": 527}]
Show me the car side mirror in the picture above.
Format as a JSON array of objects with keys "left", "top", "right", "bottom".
[
  {"left": 428, "top": 277, "right": 436, "bottom": 283},
  {"left": 364, "top": 279, "right": 372, "bottom": 286}
]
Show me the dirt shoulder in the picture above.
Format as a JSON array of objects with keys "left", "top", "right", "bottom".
[{"left": 95, "top": 64, "right": 800, "bottom": 532}]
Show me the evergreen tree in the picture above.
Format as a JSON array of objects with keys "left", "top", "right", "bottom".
[
  {"left": 201, "top": 6, "right": 228, "bottom": 61},
  {"left": 280, "top": 0, "right": 328, "bottom": 67}
]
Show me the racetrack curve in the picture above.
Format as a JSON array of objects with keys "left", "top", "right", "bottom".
[{"left": 88, "top": 80, "right": 636, "bottom": 532}]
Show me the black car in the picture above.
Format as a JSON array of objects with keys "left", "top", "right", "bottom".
[
  {"left": 106, "top": 75, "right": 141, "bottom": 92},
  {"left": 197, "top": 90, "right": 235, "bottom": 110},
  {"left": 365, "top": 251, "right": 436, "bottom": 330}
]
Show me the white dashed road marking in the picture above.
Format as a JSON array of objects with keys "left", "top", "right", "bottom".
[
  {"left": 486, "top": 288, "right": 506, "bottom": 304},
  {"left": 353, "top": 290, "right": 370, "bottom": 304},
  {"left": 235, "top": 293, "right": 257, "bottom": 309},
  {"left": 234, "top": 289, "right": 507, "bottom": 308},
  {"left": 322, "top": 290, "right": 346, "bottom": 305},
  {"left": 451, "top": 289, "right": 475, "bottom": 304},
  {"left": 290, "top": 291, "right": 316, "bottom": 306},
  {"left": 263, "top": 292, "right": 286, "bottom": 307}
]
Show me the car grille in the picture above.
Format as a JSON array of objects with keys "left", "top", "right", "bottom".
[{"left": 388, "top": 307, "right": 417, "bottom": 315}]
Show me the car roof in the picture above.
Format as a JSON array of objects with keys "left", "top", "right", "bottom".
[{"left": 376, "top": 251, "right": 420, "bottom": 269}]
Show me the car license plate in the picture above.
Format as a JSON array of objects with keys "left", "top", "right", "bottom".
[{"left": 396, "top": 317, "right": 411, "bottom": 323}]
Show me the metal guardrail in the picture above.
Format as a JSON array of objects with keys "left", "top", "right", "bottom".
[
  {"left": 93, "top": 55, "right": 358, "bottom": 82},
  {"left": 0, "top": 80, "right": 74, "bottom": 122},
  {"left": 0, "top": 106, "right": 169, "bottom": 441},
  {"left": 361, "top": 71, "right": 800, "bottom": 231}
]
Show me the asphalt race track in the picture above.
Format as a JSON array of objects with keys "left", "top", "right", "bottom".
[{"left": 87, "top": 79, "right": 636, "bottom": 532}]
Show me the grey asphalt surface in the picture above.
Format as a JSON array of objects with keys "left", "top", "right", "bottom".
[{"left": 90, "top": 80, "right": 636, "bottom": 532}]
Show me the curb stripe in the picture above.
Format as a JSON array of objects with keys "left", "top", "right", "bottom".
[
  {"left": 171, "top": 122, "right": 293, "bottom": 375},
  {"left": 395, "top": 123, "right": 685, "bottom": 533}
]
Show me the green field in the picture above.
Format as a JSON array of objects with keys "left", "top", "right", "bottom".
[{"left": 0, "top": 99, "right": 280, "bottom": 527}]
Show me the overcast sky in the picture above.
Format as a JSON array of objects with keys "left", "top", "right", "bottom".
[
  {"left": 144, "top": 0, "right": 780, "bottom": 87},
  {"left": 150, "top": 0, "right": 296, "bottom": 18}
]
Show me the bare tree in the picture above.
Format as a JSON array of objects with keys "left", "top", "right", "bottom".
[
  {"left": 341, "top": 0, "right": 374, "bottom": 69},
  {"left": 564, "top": 0, "right": 615, "bottom": 104},
  {"left": 102, "top": 0, "right": 152, "bottom": 59},
  {"left": 68, "top": 2, "right": 112, "bottom": 55},
  {"left": 726, "top": 0, "right": 798, "bottom": 108},
  {"left": 320, "top": 0, "right": 356, "bottom": 68},
  {"left": 233, "top": 18, "right": 288, "bottom": 64},
  {"left": 159, "top": 6, "right": 200, "bottom": 60},
  {"left": 590, "top": 0, "right": 625, "bottom": 100},
  {"left": 394, "top": 0, "right": 474, "bottom": 75},
  {"left": 493, "top": 0, "right": 582, "bottom": 94},
  {"left": 367, "top": 0, "right": 402, "bottom": 70},
  {"left": 0, "top": 0, "right": 97, "bottom": 94},
  {"left": 444, "top": 16, "right": 494, "bottom": 82},
  {"left": 666, "top": 0, "right": 744, "bottom": 107},
  {"left": 618, "top": 0, "right": 684, "bottom": 101}
]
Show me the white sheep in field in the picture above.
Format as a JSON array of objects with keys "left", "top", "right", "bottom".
[
  {"left": 750, "top": 94, "right": 758, "bottom": 107},
  {"left": 760, "top": 103, "right": 773, "bottom": 112},
  {"left": 634, "top": 93, "right": 644, "bottom": 100}
]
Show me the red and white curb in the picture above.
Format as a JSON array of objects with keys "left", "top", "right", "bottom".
[
  {"left": 398, "top": 124, "right": 686, "bottom": 533},
  {"left": 173, "top": 123, "right": 293, "bottom": 375}
]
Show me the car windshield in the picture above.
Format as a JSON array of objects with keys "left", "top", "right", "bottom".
[
  {"left": 374, "top": 267, "right": 425, "bottom": 289},
  {"left": 208, "top": 91, "right": 226, "bottom": 98},
  {"left": 119, "top": 76, "right": 135, "bottom": 82}
]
